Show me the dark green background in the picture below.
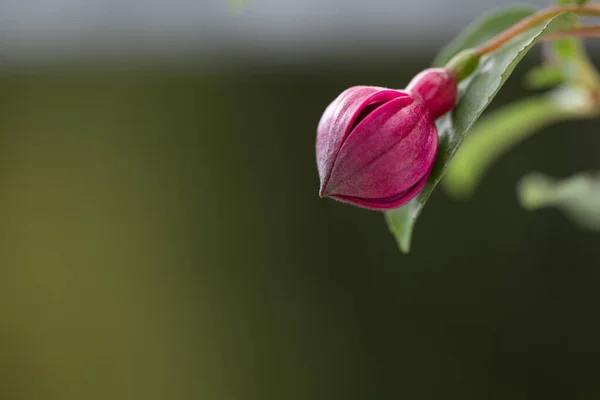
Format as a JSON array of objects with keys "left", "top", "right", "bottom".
[{"left": 0, "top": 53, "right": 599, "bottom": 399}]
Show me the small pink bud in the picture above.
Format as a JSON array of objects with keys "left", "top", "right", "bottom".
[
  {"left": 406, "top": 68, "right": 457, "bottom": 120},
  {"left": 316, "top": 86, "right": 438, "bottom": 210}
]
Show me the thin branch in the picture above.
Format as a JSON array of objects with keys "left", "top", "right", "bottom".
[
  {"left": 543, "top": 25, "right": 600, "bottom": 41},
  {"left": 475, "top": 4, "right": 600, "bottom": 56}
]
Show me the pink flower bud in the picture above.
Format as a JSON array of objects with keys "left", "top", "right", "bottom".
[
  {"left": 406, "top": 68, "right": 457, "bottom": 120},
  {"left": 316, "top": 86, "right": 438, "bottom": 210}
]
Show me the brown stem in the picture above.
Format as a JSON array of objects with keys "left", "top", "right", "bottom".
[
  {"left": 475, "top": 4, "right": 600, "bottom": 56},
  {"left": 543, "top": 25, "right": 600, "bottom": 41}
]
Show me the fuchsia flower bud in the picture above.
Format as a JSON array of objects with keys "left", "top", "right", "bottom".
[
  {"left": 406, "top": 68, "right": 457, "bottom": 120},
  {"left": 316, "top": 68, "right": 457, "bottom": 210}
]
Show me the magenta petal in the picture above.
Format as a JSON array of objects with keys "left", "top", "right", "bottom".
[
  {"left": 325, "top": 98, "right": 436, "bottom": 199},
  {"left": 315, "top": 85, "right": 439, "bottom": 211},
  {"left": 330, "top": 160, "right": 435, "bottom": 210},
  {"left": 316, "top": 87, "right": 409, "bottom": 194}
]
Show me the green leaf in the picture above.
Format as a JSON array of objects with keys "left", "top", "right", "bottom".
[
  {"left": 547, "top": 37, "right": 600, "bottom": 90},
  {"left": 443, "top": 94, "right": 579, "bottom": 199},
  {"left": 229, "top": 0, "right": 247, "bottom": 11},
  {"left": 524, "top": 65, "right": 565, "bottom": 89},
  {"left": 542, "top": 3, "right": 600, "bottom": 89},
  {"left": 525, "top": 1, "right": 600, "bottom": 91},
  {"left": 518, "top": 172, "right": 600, "bottom": 230},
  {"left": 557, "top": 0, "right": 589, "bottom": 5},
  {"left": 385, "top": 11, "right": 575, "bottom": 253},
  {"left": 433, "top": 6, "right": 536, "bottom": 67}
]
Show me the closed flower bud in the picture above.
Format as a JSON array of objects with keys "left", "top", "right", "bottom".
[
  {"left": 316, "top": 86, "right": 439, "bottom": 210},
  {"left": 406, "top": 68, "right": 457, "bottom": 120}
]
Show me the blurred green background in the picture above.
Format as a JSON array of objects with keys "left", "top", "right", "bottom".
[{"left": 0, "top": 53, "right": 599, "bottom": 399}]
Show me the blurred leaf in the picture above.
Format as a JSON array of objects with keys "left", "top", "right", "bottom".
[
  {"left": 557, "top": 0, "right": 589, "bottom": 5},
  {"left": 524, "top": 65, "right": 565, "bottom": 89},
  {"left": 542, "top": 1, "right": 600, "bottom": 90},
  {"left": 442, "top": 96, "right": 571, "bottom": 198},
  {"left": 546, "top": 38, "right": 600, "bottom": 90},
  {"left": 433, "top": 6, "right": 536, "bottom": 67},
  {"left": 518, "top": 172, "right": 600, "bottom": 230},
  {"left": 230, "top": 0, "right": 246, "bottom": 11},
  {"left": 385, "top": 12, "right": 575, "bottom": 253}
]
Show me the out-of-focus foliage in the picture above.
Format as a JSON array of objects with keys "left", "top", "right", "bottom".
[
  {"left": 433, "top": 7, "right": 536, "bottom": 67},
  {"left": 443, "top": 0, "right": 600, "bottom": 231},
  {"left": 524, "top": 65, "right": 565, "bottom": 89},
  {"left": 557, "top": 0, "right": 590, "bottom": 5},
  {"left": 518, "top": 172, "right": 600, "bottom": 229},
  {"left": 443, "top": 95, "right": 576, "bottom": 198},
  {"left": 386, "top": 9, "right": 574, "bottom": 253},
  {"left": 230, "top": 0, "right": 247, "bottom": 11}
]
